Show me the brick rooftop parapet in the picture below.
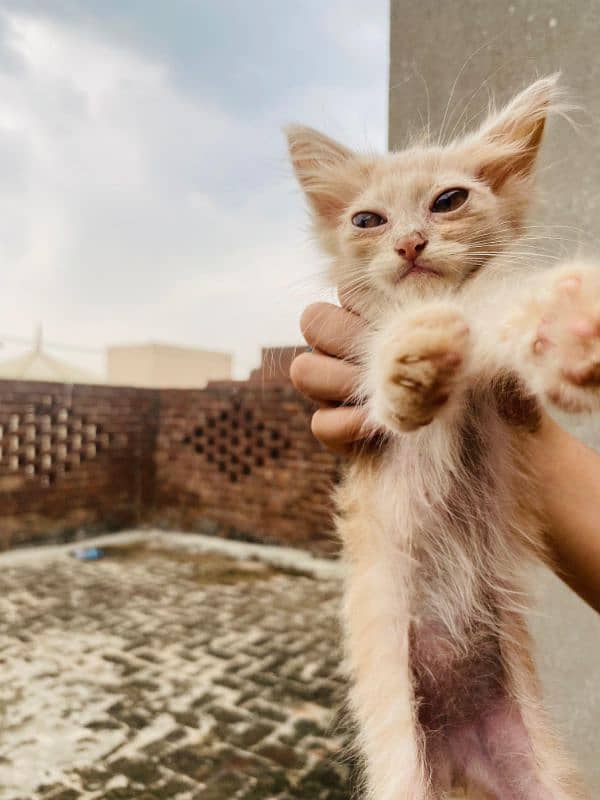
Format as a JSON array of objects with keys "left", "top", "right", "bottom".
[
  {"left": 0, "top": 371, "right": 341, "bottom": 553},
  {"left": 0, "top": 381, "right": 157, "bottom": 548},
  {"left": 247, "top": 346, "right": 310, "bottom": 385},
  {"left": 154, "top": 383, "right": 341, "bottom": 554}
]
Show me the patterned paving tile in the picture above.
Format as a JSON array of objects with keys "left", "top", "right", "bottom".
[{"left": 0, "top": 535, "right": 357, "bottom": 799}]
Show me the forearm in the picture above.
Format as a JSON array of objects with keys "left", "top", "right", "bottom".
[{"left": 532, "top": 411, "right": 600, "bottom": 612}]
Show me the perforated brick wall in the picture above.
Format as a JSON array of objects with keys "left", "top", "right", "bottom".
[
  {"left": 0, "top": 377, "right": 341, "bottom": 553},
  {"left": 0, "top": 381, "right": 157, "bottom": 548},
  {"left": 153, "top": 383, "right": 341, "bottom": 553}
]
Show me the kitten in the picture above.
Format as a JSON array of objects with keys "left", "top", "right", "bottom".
[{"left": 286, "top": 76, "right": 594, "bottom": 799}]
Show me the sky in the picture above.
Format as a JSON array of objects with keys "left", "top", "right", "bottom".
[{"left": 0, "top": 0, "right": 388, "bottom": 378}]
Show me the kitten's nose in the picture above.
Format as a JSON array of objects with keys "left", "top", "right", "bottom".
[{"left": 395, "top": 231, "right": 428, "bottom": 261}]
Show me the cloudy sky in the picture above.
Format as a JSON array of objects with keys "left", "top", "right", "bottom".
[{"left": 0, "top": 0, "right": 388, "bottom": 377}]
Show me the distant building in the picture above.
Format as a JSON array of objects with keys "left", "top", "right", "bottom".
[{"left": 106, "top": 342, "right": 232, "bottom": 389}]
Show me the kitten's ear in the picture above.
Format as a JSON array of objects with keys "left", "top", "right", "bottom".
[
  {"left": 285, "top": 125, "right": 366, "bottom": 223},
  {"left": 465, "top": 75, "right": 562, "bottom": 190}
]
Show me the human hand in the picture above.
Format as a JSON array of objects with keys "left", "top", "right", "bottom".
[{"left": 290, "top": 302, "right": 374, "bottom": 454}]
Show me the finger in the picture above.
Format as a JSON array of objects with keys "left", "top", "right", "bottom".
[
  {"left": 300, "top": 302, "right": 366, "bottom": 360},
  {"left": 310, "top": 405, "right": 372, "bottom": 454},
  {"left": 290, "top": 351, "right": 359, "bottom": 402}
]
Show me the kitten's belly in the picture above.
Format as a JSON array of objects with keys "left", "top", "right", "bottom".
[{"left": 409, "top": 616, "right": 505, "bottom": 733}]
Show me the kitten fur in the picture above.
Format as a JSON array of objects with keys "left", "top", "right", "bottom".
[{"left": 287, "top": 76, "right": 594, "bottom": 799}]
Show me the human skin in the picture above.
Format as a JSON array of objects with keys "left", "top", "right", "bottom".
[{"left": 290, "top": 301, "right": 600, "bottom": 613}]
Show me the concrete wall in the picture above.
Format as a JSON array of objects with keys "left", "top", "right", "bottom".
[
  {"left": 389, "top": 1, "right": 600, "bottom": 790},
  {"left": 107, "top": 343, "right": 232, "bottom": 389}
]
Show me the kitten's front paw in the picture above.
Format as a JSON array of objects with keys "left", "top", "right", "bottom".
[
  {"left": 373, "top": 305, "right": 470, "bottom": 433},
  {"left": 531, "top": 263, "right": 600, "bottom": 411}
]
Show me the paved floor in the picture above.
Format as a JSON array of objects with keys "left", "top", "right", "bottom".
[{"left": 0, "top": 532, "right": 355, "bottom": 800}]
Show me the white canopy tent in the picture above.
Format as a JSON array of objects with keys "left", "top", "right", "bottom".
[{"left": 0, "top": 327, "right": 100, "bottom": 384}]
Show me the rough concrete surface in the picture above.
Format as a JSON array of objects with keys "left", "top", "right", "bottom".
[{"left": 0, "top": 533, "right": 354, "bottom": 800}]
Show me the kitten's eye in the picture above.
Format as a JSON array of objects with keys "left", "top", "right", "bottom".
[
  {"left": 351, "top": 211, "right": 387, "bottom": 228},
  {"left": 431, "top": 188, "right": 469, "bottom": 213}
]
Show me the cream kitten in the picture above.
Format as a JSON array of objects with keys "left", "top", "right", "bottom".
[{"left": 287, "top": 76, "right": 594, "bottom": 799}]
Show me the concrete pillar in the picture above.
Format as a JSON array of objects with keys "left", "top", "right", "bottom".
[{"left": 389, "top": 0, "right": 600, "bottom": 791}]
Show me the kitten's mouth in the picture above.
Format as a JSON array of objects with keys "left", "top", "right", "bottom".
[{"left": 396, "top": 261, "right": 441, "bottom": 281}]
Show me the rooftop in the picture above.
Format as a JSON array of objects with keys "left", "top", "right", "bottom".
[{"left": 0, "top": 531, "right": 354, "bottom": 800}]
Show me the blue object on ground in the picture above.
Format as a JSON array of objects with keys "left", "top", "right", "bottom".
[{"left": 71, "top": 547, "right": 105, "bottom": 560}]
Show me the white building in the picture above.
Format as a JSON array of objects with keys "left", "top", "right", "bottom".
[{"left": 106, "top": 342, "right": 232, "bottom": 389}]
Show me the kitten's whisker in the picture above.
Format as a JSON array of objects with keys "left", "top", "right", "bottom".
[
  {"left": 518, "top": 222, "right": 587, "bottom": 233},
  {"left": 410, "top": 62, "right": 432, "bottom": 146},
  {"left": 446, "top": 58, "right": 526, "bottom": 143},
  {"left": 437, "top": 37, "right": 503, "bottom": 145},
  {"left": 465, "top": 252, "right": 562, "bottom": 260}
]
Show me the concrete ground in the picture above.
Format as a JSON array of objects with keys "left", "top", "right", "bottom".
[{"left": 0, "top": 532, "right": 354, "bottom": 800}]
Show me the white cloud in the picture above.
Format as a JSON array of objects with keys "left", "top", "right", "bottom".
[{"left": 0, "top": 7, "right": 387, "bottom": 378}]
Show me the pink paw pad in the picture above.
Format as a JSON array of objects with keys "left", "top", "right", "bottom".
[
  {"left": 555, "top": 275, "right": 582, "bottom": 293},
  {"left": 568, "top": 318, "right": 597, "bottom": 338}
]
